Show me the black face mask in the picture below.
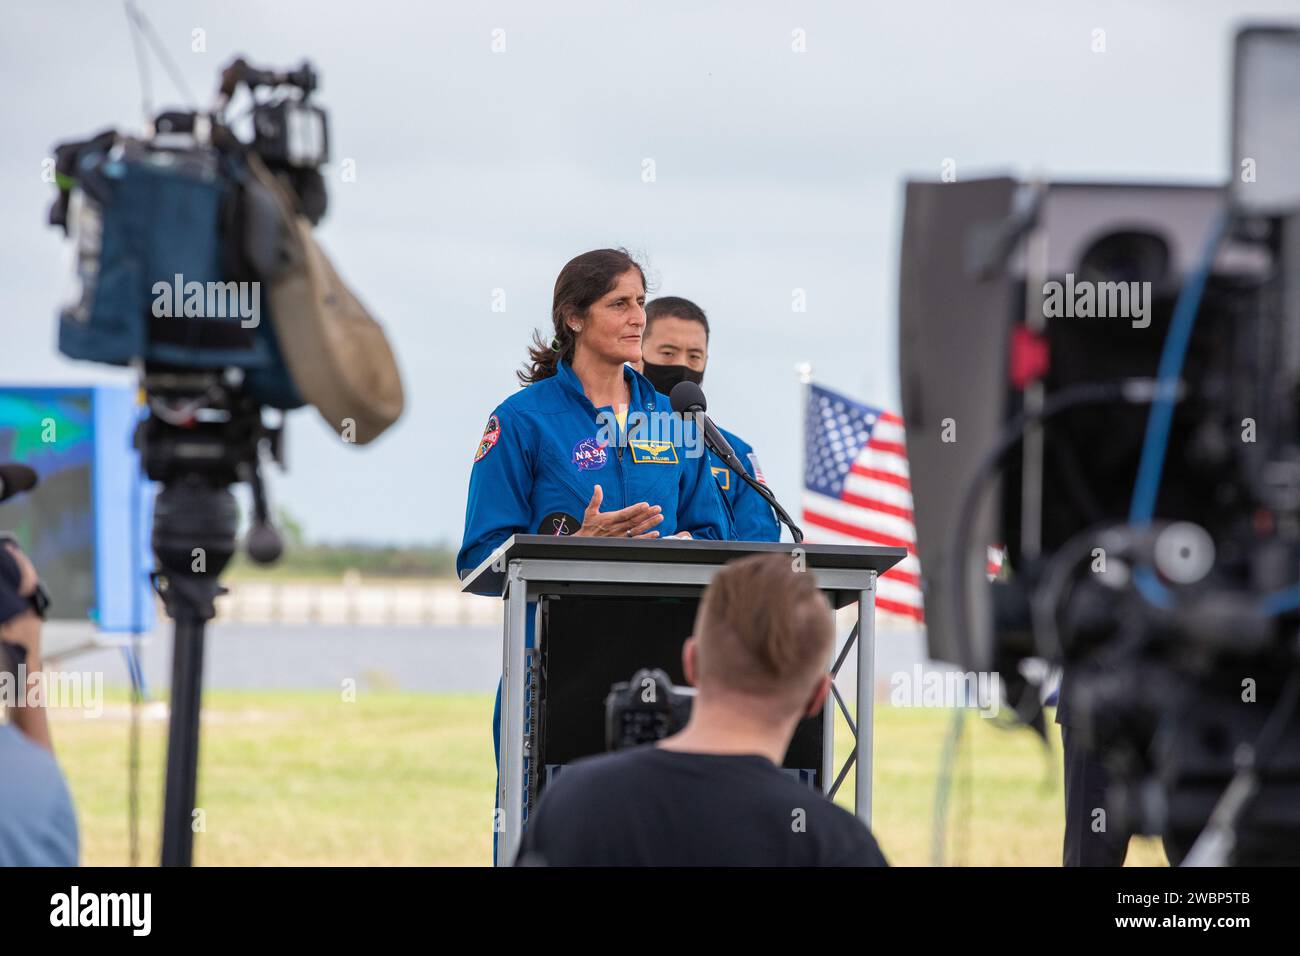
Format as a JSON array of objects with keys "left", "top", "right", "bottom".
[{"left": 641, "top": 361, "right": 704, "bottom": 395}]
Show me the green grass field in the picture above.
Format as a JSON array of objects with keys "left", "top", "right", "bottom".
[{"left": 51, "top": 690, "right": 1168, "bottom": 866}]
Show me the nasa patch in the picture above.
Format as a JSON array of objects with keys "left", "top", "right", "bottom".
[
  {"left": 572, "top": 436, "right": 608, "bottom": 471},
  {"left": 475, "top": 415, "right": 501, "bottom": 462}
]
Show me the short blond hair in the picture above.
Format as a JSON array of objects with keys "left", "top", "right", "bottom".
[{"left": 693, "top": 553, "right": 833, "bottom": 707}]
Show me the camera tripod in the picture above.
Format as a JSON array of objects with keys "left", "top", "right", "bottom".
[{"left": 138, "top": 373, "right": 282, "bottom": 867}]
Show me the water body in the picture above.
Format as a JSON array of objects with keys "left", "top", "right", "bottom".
[
  {"left": 46, "top": 620, "right": 929, "bottom": 697},
  {"left": 50, "top": 623, "right": 502, "bottom": 696}
]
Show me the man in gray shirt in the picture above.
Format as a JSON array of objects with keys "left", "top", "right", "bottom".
[{"left": 0, "top": 540, "right": 78, "bottom": 866}]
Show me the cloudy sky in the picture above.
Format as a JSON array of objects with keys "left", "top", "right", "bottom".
[{"left": 2, "top": 0, "right": 1296, "bottom": 545}]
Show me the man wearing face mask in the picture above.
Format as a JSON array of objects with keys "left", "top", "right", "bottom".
[{"left": 636, "top": 297, "right": 780, "bottom": 542}]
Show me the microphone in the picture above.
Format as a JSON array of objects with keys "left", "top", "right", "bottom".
[
  {"left": 668, "top": 381, "right": 736, "bottom": 461},
  {"left": 669, "top": 382, "right": 804, "bottom": 543},
  {"left": 0, "top": 464, "right": 37, "bottom": 503}
]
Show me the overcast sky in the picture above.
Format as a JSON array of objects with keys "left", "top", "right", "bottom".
[{"left": 2, "top": 0, "right": 1297, "bottom": 546}]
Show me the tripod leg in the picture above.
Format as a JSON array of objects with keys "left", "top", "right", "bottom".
[
  {"left": 151, "top": 479, "right": 238, "bottom": 867},
  {"left": 161, "top": 611, "right": 206, "bottom": 866}
]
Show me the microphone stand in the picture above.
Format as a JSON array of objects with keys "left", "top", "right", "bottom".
[{"left": 692, "top": 412, "right": 805, "bottom": 543}]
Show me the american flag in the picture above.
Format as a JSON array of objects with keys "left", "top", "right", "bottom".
[
  {"left": 802, "top": 382, "right": 925, "bottom": 621},
  {"left": 801, "top": 382, "right": 1003, "bottom": 623}
]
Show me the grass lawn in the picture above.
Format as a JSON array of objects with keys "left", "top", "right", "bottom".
[{"left": 51, "top": 690, "right": 1167, "bottom": 866}]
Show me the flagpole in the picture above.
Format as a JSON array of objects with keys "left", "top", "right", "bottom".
[
  {"left": 795, "top": 362, "right": 813, "bottom": 549},
  {"left": 798, "top": 362, "right": 838, "bottom": 796}
]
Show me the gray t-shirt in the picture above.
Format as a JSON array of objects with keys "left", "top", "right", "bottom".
[{"left": 0, "top": 722, "right": 79, "bottom": 866}]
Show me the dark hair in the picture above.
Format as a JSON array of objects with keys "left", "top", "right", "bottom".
[
  {"left": 519, "top": 248, "right": 648, "bottom": 385},
  {"left": 645, "top": 296, "right": 709, "bottom": 342}
]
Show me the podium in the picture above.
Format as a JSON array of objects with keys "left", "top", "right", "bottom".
[{"left": 460, "top": 535, "right": 906, "bottom": 866}]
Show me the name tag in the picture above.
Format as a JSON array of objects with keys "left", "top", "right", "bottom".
[
  {"left": 629, "top": 439, "right": 679, "bottom": 465},
  {"left": 710, "top": 465, "right": 731, "bottom": 490}
]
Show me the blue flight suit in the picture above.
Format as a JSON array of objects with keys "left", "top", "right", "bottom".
[
  {"left": 709, "top": 427, "right": 780, "bottom": 542},
  {"left": 457, "top": 359, "right": 733, "bottom": 578},
  {"left": 456, "top": 359, "right": 734, "bottom": 861}
]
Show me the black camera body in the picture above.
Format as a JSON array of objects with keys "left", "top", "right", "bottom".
[
  {"left": 0, "top": 494, "right": 46, "bottom": 672},
  {"left": 243, "top": 62, "right": 330, "bottom": 227},
  {"left": 0, "top": 535, "right": 50, "bottom": 624},
  {"left": 604, "top": 668, "right": 695, "bottom": 751},
  {"left": 899, "top": 26, "right": 1300, "bottom": 865}
]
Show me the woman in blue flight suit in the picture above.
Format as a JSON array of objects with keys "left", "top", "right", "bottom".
[{"left": 456, "top": 248, "right": 734, "bottom": 857}]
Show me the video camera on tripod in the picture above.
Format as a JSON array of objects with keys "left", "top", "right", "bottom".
[
  {"left": 45, "top": 55, "right": 405, "bottom": 865},
  {"left": 900, "top": 25, "right": 1300, "bottom": 865}
]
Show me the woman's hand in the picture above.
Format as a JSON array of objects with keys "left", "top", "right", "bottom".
[{"left": 574, "top": 485, "right": 664, "bottom": 538}]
